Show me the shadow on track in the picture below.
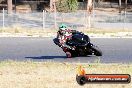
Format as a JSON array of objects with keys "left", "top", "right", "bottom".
[
  {"left": 25, "top": 56, "right": 102, "bottom": 63},
  {"left": 25, "top": 55, "right": 94, "bottom": 60},
  {"left": 25, "top": 56, "right": 66, "bottom": 59}
]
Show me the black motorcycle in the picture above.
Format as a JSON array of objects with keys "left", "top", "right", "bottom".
[{"left": 53, "top": 31, "right": 102, "bottom": 58}]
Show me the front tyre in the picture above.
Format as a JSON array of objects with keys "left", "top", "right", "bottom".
[
  {"left": 91, "top": 45, "right": 102, "bottom": 56},
  {"left": 66, "top": 52, "right": 72, "bottom": 58}
]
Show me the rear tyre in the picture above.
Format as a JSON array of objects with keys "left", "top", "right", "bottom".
[{"left": 91, "top": 45, "right": 102, "bottom": 56}]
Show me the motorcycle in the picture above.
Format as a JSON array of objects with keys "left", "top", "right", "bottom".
[{"left": 53, "top": 30, "right": 102, "bottom": 58}]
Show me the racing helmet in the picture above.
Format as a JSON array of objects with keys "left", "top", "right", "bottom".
[{"left": 59, "top": 24, "right": 67, "bottom": 31}]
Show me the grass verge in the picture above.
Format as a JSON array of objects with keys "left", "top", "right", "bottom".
[
  {"left": 0, "top": 27, "right": 132, "bottom": 38},
  {"left": 0, "top": 60, "right": 131, "bottom": 88}
]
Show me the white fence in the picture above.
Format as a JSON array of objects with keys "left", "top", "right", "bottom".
[{"left": 0, "top": 9, "right": 132, "bottom": 30}]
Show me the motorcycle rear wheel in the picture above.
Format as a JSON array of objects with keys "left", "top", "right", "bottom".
[{"left": 91, "top": 45, "right": 102, "bottom": 56}]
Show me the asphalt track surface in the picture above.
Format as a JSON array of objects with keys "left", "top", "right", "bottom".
[{"left": 0, "top": 37, "right": 132, "bottom": 63}]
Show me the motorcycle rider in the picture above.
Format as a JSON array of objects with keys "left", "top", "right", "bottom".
[{"left": 57, "top": 24, "right": 75, "bottom": 50}]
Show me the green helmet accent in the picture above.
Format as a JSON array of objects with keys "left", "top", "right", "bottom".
[{"left": 59, "top": 24, "right": 67, "bottom": 30}]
